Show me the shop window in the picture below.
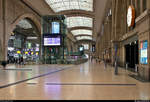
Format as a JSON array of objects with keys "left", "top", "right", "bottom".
[{"left": 107, "top": 9, "right": 112, "bottom": 17}]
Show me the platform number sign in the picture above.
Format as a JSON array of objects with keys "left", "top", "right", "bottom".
[{"left": 140, "top": 41, "right": 148, "bottom": 64}]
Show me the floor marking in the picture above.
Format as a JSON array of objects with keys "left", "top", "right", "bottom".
[
  {"left": 46, "top": 83, "right": 136, "bottom": 86},
  {"left": 0, "top": 66, "right": 74, "bottom": 89},
  {"left": 5, "top": 68, "right": 32, "bottom": 71},
  {"left": 27, "top": 83, "right": 37, "bottom": 85}
]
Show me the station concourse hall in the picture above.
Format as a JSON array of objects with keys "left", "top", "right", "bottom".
[{"left": 0, "top": 0, "right": 150, "bottom": 101}]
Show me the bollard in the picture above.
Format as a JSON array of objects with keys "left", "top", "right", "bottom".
[
  {"left": 135, "top": 64, "right": 138, "bottom": 72},
  {"left": 126, "top": 63, "right": 128, "bottom": 70},
  {"left": 114, "top": 61, "right": 118, "bottom": 75}
]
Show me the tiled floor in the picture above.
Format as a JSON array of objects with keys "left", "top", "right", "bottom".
[{"left": 0, "top": 61, "right": 150, "bottom": 100}]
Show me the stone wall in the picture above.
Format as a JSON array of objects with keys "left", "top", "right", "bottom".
[
  {"left": 136, "top": 10, "right": 150, "bottom": 81},
  {"left": 96, "top": 0, "right": 150, "bottom": 80}
]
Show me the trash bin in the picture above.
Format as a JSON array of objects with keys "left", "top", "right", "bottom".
[
  {"left": 126, "top": 63, "right": 128, "bottom": 70},
  {"left": 1, "top": 61, "right": 7, "bottom": 68},
  {"left": 135, "top": 64, "right": 138, "bottom": 72}
]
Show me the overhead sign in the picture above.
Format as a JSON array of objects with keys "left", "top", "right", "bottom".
[
  {"left": 27, "top": 37, "right": 38, "bottom": 40},
  {"left": 43, "top": 35, "right": 61, "bottom": 46},
  {"left": 127, "top": 5, "right": 135, "bottom": 27}
]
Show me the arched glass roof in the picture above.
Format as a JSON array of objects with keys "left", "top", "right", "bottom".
[
  {"left": 71, "top": 29, "right": 92, "bottom": 36},
  {"left": 45, "top": 0, "right": 93, "bottom": 13},
  {"left": 17, "top": 19, "right": 32, "bottom": 29},
  {"left": 66, "top": 16, "right": 93, "bottom": 28},
  {"left": 76, "top": 36, "right": 92, "bottom": 40}
]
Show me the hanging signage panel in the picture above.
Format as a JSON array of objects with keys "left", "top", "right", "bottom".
[
  {"left": 52, "top": 22, "right": 60, "bottom": 34},
  {"left": 43, "top": 34, "right": 62, "bottom": 46}
]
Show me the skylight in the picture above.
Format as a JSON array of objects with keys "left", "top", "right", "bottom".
[
  {"left": 45, "top": 0, "right": 93, "bottom": 13},
  {"left": 76, "top": 36, "right": 92, "bottom": 40},
  {"left": 17, "top": 19, "right": 32, "bottom": 29},
  {"left": 71, "top": 29, "right": 92, "bottom": 36},
  {"left": 66, "top": 16, "right": 93, "bottom": 28}
]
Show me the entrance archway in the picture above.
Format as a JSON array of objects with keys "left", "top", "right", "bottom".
[{"left": 7, "top": 15, "right": 41, "bottom": 65}]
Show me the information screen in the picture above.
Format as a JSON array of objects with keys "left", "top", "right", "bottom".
[
  {"left": 140, "top": 41, "right": 148, "bottom": 64},
  {"left": 79, "top": 47, "right": 84, "bottom": 51},
  {"left": 43, "top": 35, "right": 61, "bottom": 46},
  {"left": 52, "top": 22, "right": 60, "bottom": 34}
]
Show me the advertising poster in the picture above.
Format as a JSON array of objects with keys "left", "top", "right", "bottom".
[{"left": 140, "top": 41, "right": 148, "bottom": 64}]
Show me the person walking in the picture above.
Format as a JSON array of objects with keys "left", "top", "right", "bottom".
[
  {"left": 91, "top": 55, "right": 93, "bottom": 62},
  {"left": 21, "top": 56, "right": 24, "bottom": 65},
  {"left": 104, "top": 59, "right": 107, "bottom": 69}
]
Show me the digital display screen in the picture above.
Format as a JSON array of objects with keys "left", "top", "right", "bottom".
[
  {"left": 44, "top": 37, "right": 61, "bottom": 46},
  {"left": 52, "top": 22, "right": 60, "bottom": 34},
  {"left": 79, "top": 47, "right": 84, "bottom": 51},
  {"left": 140, "top": 41, "right": 148, "bottom": 64}
]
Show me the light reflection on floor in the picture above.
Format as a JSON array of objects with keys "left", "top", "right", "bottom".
[{"left": 0, "top": 62, "right": 149, "bottom": 100}]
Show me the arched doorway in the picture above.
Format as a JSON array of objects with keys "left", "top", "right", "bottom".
[{"left": 7, "top": 18, "right": 41, "bottom": 65}]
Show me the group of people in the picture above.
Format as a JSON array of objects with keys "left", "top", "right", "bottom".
[
  {"left": 90, "top": 56, "right": 101, "bottom": 63},
  {"left": 90, "top": 55, "right": 109, "bottom": 69},
  {"left": 1, "top": 57, "right": 25, "bottom": 70},
  {"left": 8, "top": 57, "right": 24, "bottom": 65}
]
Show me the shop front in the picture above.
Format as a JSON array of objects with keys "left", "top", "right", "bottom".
[{"left": 119, "top": 9, "right": 150, "bottom": 81}]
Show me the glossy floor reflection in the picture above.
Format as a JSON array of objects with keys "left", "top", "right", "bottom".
[
  {"left": 0, "top": 64, "right": 73, "bottom": 87},
  {"left": 0, "top": 61, "right": 150, "bottom": 100}
]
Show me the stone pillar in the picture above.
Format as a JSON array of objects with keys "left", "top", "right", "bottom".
[
  {"left": 135, "top": 0, "right": 140, "bottom": 16},
  {"left": 140, "top": 0, "right": 143, "bottom": 13},
  {"left": 137, "top": 9, "right": 150, "bottom": 81},
  {"left": 0, "top": 0, "right": 7, "bottom": 61},
  {"left": 146, "top": 0, "right": 150, "bottom": 9}
]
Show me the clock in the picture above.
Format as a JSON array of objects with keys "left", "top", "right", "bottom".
[{"left": 127, "top": 5, "right": 135, "bottom": 27}]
